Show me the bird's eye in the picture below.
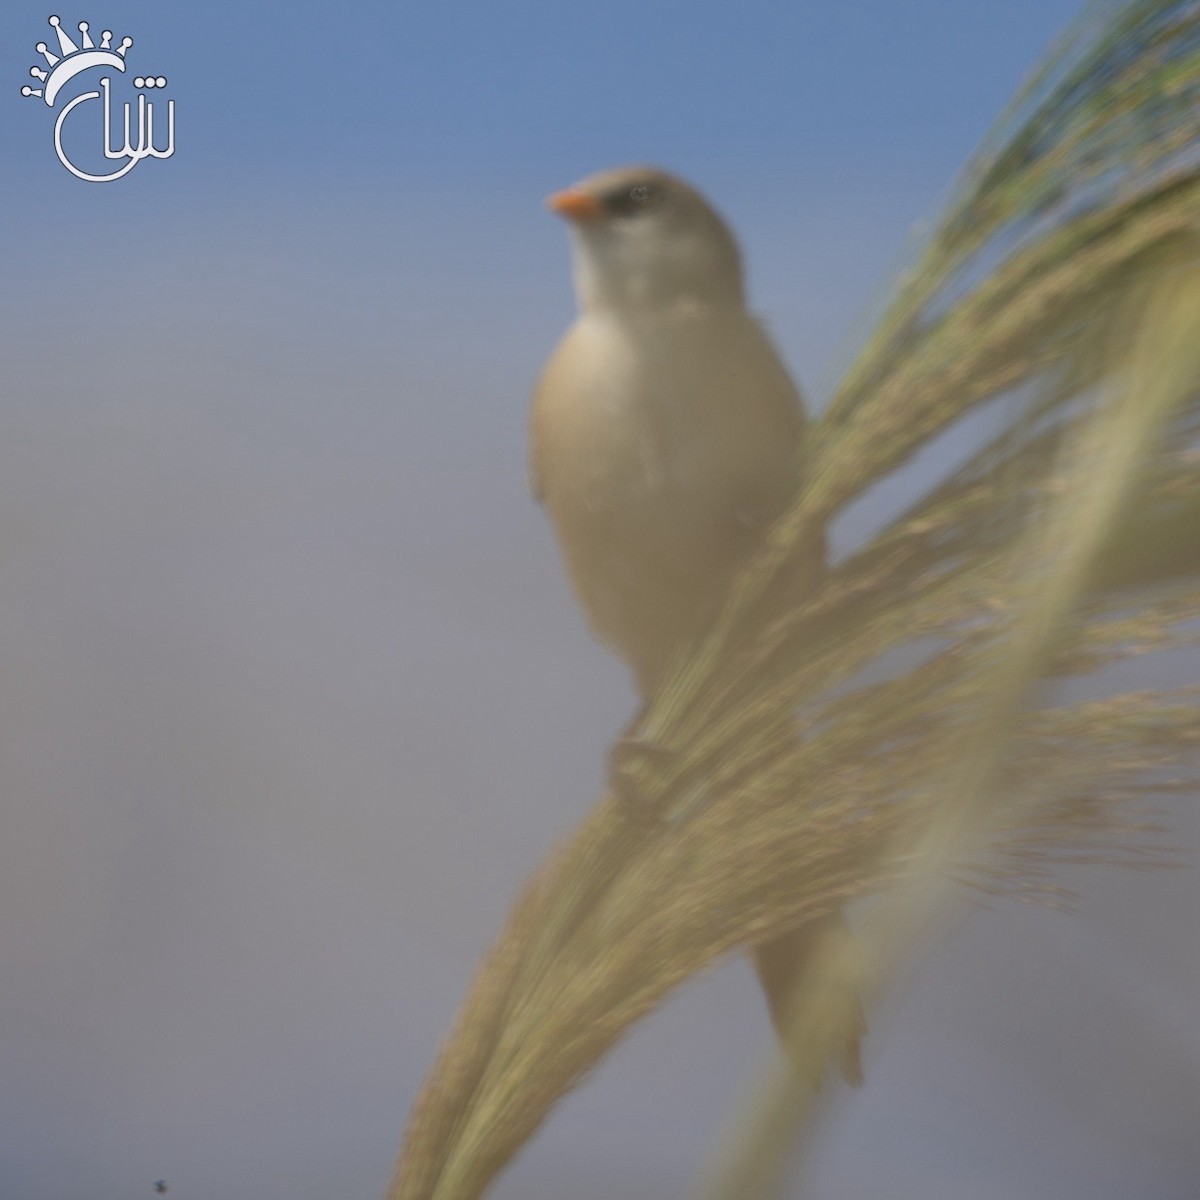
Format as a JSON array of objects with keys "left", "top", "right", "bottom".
[{"left": 605, "top": 182, "right": 663, "bottom": 217}]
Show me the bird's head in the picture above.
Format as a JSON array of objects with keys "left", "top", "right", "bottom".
[{"left": 547, "top": 165, "right": 745, "bottom": 315}]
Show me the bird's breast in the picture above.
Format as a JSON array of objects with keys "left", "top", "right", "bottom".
[
  {"left": 535, "top": 312, "right": 795, "bottom": 511},
  {"left": 530, "top": 309, "right": 804, "bottom": 690}
]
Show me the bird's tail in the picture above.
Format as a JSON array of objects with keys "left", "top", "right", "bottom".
[{"left": 752, "top": 908, "right": 866, "bottom": 1086}]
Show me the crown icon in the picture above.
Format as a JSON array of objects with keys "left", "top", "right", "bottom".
[{"left": 20, "top": 15, "right": 131, "bottom": 106}]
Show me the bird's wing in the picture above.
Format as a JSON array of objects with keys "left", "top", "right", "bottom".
[{"left": 528, "top": 325, "right": 584, "bottom": 507}]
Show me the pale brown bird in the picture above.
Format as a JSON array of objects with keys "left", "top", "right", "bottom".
[{"left": 529, "top": 164, "right": 864, "bottom": 1083}]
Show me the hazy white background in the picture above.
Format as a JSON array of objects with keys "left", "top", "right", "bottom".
[{"left": 0, "top": 2, "right": 1196, "bottom": 1197}]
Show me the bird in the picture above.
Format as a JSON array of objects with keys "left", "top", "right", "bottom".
[{"left": 529, "top": 164, "right": 864, "bottom": 1084}]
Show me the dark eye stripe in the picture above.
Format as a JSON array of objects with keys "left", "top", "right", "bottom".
[{"left": 604, "top": 182, "right": 663, "bottom": 217}]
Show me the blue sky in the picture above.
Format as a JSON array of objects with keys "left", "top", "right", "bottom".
[
  {"left": 3, "top": 1, "right": 1086, "bottom": 297},
  {"left": 1, "top": 0, "right": 1088, "bottom": 455},
  {"left": 6, "top": 2, "right": 1085, "bottom": 189},
  {"left": 3, "top": 4, "right": 1197, "bottom": 1200}
]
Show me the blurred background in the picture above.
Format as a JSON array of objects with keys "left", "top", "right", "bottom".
[{"left": 0, "top": 2, "right": 1196, "bottom": 1197}]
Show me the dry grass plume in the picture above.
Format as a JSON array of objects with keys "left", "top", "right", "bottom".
[{"left": 388, "top": 3, "right": 1200, "bottom": 1197}]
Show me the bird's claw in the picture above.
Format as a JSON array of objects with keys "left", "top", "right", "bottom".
[{"left": 607, "top": 734, "right": 679, "bottom": 821}]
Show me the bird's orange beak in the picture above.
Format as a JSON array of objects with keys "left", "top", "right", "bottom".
[{"left": 546, "top": 188, "right": 606, "bottom": 222}]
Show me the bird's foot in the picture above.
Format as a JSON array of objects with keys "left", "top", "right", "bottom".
[{"left": 606, "top": 733, "right": 681, "bottom": 822}]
